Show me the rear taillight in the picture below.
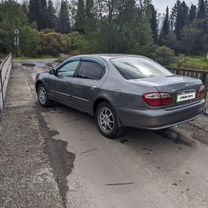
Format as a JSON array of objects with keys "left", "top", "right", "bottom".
[
  {"left": 143, "top": 92, "right": 174, "bottom": 107},
  {"left": 196, "top": 85, "right": 205, "bottom": 100}
]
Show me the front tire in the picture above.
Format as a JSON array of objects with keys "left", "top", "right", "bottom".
[
  {"left": 37, "top": 83, "right": 53, "bottom": 107},
  {"left": 95, "top": 102, "right": 124, "bottom": 139}
]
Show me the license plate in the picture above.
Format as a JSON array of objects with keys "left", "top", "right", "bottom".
[{"left": 177, "top": 90, "right": 196, "bottom": 103}]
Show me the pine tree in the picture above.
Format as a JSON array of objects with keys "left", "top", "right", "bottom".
[
  {"left": 189, "top": 4, "right": 197, "bottom": 22},
  {"left": 160, "top": 7, "right": 170, "bottom": 41},
  {"left": 74, "top": 0, "right": 85, "bottom": 33},
  {"left": 175, "top": 1, "right": 188, "bottom": 38},
  {"left": 29, "top": 0, "right": 49, "bottom": 30},
  {"left": 39, "top": 0, "right": 48, "bottom": 29},
  {"left": 197, "top": 0, "right": 206, "bottom": 19},
  {"left": 115, "top": 0, "right": 153, "bottom": 54},
  {"left": 143, "top": 0, "right": 152, "bottom": 12},
  {"left": 118, "top": 0, "right": 136, "bottom": 24},
  {"left": 22, "top": 0, "right": 29, "bottom": 17},
  {"left": 47, "top": 0, "right": 56, "bottom": 28},
  {"left": 144, "top": 2, "right": 158, "bottom": 42},
  {"left": 206, "top": 0, "right": 208, "bottom": 14},
  {"left": 85, "top": 0, "right": 95, "bottom": 34},
  {"left": 149, "top": 4, "right": 158, "bottom": 43},
  {"left": 86, "top": 0, "right": 94, "bottom": 21},
  {"left": 29, "top": 0, "right": 40, "bottom": 26},
  {"left": 116, "top": 0, "right": 137, "bottom": 52},
  {"left": 170, "top": 0, "right": 180, "bottom": 31},
  {"left": 56, "top": 0, "right": 70, "bottom": 33}
]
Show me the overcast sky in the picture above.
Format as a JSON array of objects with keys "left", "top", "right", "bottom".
[
  {"left": 152, "top": 0, "right": 199, "bottom": 14},
  {"left": 17, "top": 0, "right": 199, "bottom": 14}
]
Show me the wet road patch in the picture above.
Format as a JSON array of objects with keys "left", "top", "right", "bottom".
[{"left": 37, "top": 104, "right": 76, "bottom": 206}]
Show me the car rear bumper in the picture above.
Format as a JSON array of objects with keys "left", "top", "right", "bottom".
[{"left": 118, "top": 99, "right": 205, "bottom": 130}]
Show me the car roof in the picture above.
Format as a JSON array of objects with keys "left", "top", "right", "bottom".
[{"left": 68, "top": 54, "right": 147, "bottom": 61}]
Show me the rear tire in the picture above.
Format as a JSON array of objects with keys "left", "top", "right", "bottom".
[
  {"left": 95, "top": 102, "right": 124, "bottom": 139},
  {"left": 37, "top": 83, "right": 53, "bottom": 107}
]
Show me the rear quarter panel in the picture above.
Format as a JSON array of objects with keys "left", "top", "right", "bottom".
[{"left": 99, "top": 61, "right": 157, "bottom": 111}]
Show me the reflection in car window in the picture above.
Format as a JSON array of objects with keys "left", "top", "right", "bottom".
[
  {"left": 110, "top": 57, "right": 173, "bottom": 80},
  {"left": 57, "top": 60, "right": 80, "bottom": 77},
  {"left": 76, "top": 61, "right": 104, "bottom": 80}
]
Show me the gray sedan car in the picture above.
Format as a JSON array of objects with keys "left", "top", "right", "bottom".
[{"left": 35, "top": 54, "right": 205, "bottom": 138}]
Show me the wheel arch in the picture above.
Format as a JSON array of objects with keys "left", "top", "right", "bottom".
[
  {"left": 93, "top": 97, "right": 123, "bottom": 128},
  {"left": 93, "top": 97, "right": 111, "bottom": 116},
  {"left": 35, "top": 80, "right": 43, "bottom": 92}
]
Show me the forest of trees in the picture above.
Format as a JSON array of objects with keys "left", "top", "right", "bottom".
[
  {"left": 0, "top": 0, "right": 207, "bottom": 62},
  {"left": 160, "top": 0, "right": 208, "bottom": 55}
]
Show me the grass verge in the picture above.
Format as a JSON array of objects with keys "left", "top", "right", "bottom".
[{"left": 170, "top": 55, "right": 208, "bottom": 70}]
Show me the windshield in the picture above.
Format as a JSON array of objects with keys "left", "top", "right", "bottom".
[{"left": 110, "top": 57, "right": 173, "bottom": 80}]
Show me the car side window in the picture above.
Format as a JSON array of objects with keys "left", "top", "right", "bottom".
[
  {"left": 57, "top": 60, "right": 80, "bottom": 77},
  {"left": 76, "top": 61, "right": 104, "bottom": 80}
]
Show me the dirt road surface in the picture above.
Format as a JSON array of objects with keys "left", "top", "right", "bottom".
[{"left": 2, "top": 61, "right": 208, "bottom": 208}]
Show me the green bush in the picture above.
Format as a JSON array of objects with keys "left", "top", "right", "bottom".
[
  {"left": 68, "top": 32, "right": 90, "bottom": 54},
  {"left": 40, "top": 31, "right": 90, "bottom": 56},
  {"left": 20, "top": 26, "right": 41, "bottom": 57},
  {"left": 152, "top": 46, "right": 176, "bottom": 66},
  {"left": 40, "top": 32, "right": 69, "bottom": 56}
]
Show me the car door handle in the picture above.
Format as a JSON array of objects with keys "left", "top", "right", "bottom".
[{"left": 91, "top": 86, "right": 97, "bottom": 90}]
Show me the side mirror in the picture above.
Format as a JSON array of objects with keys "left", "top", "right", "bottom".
[{"left": 49, "top": 68, "right": 56, "bottom": 75}]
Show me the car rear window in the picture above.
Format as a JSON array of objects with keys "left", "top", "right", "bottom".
[{"left": 110, "top": 57, "right": 173, "bottom": 80}]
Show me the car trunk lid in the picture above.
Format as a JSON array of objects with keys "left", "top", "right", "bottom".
[{"left": 129, "top": 75, "right": 202, "bottom": 107}]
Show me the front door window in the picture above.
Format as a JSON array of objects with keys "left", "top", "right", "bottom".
[{"left": 57, "top": 60, "right": 80, "bottom": 77}]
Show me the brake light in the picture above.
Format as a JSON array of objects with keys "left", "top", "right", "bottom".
[
  {"left": 196, "top": 85, "right": 205, "bottom": 100},
  {"left": 143, "top": 92, "right": 174, "bottom": 107}
]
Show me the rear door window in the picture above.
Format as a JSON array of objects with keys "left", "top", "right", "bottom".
[{"left": 76, "top": 60, "right": 104, "bottom": 80}]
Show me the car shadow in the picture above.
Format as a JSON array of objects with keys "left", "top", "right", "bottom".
[
  {"left": 42, "top": 102, "right": 200, "bottom": 177},
  {"left": 48, "top": 103, "right": 196, "bottom": 156}
]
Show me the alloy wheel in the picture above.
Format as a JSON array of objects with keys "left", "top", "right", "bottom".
[
  {"left": 38, "top": 86, "right": 47, "bottom": 105},
  {"left": 98, "top": 107, "right": 115, "bottom": 133}
]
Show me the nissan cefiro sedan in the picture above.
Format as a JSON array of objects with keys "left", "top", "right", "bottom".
[{"left": 35, "top": 54, "right": 205, "bottom": 138}]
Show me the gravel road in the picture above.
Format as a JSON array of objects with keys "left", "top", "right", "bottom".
[{"left": 0, "top": 65, "right": 64, "bottom": 208}]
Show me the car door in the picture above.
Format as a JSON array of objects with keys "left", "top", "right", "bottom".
[
  {"left": 71, "top": 58, "right": 105, "bottom": 113},
  {"left": 50, "top": 59, "right": 80, "bottom": 105}
]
